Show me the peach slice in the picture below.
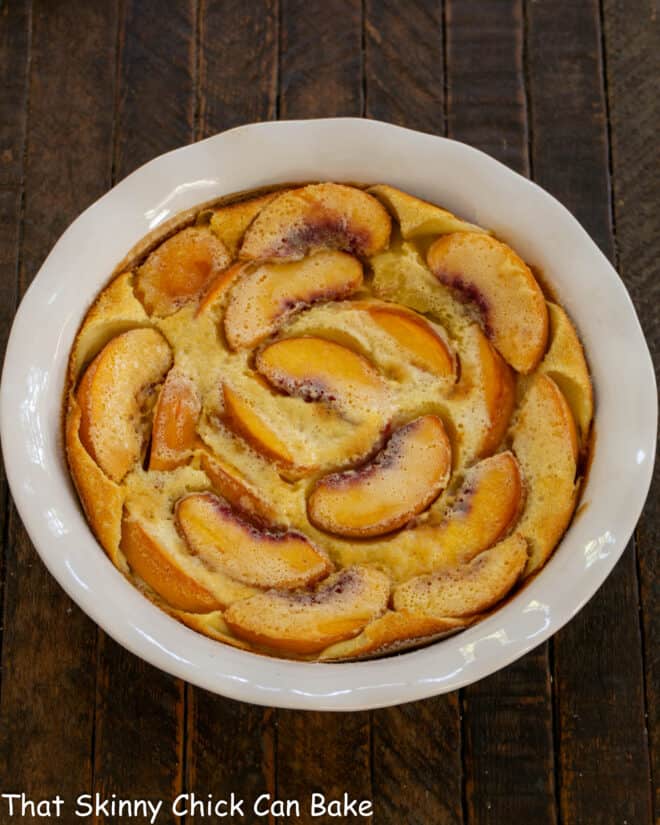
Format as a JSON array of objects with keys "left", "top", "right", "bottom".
[
  {"left": 148, "top": 370, "right": 201, "bottom": 471},
  {"left": 308, "top": 415, "right": 451, "bottom": 537},
  {"left": 209, "top": 192, "right": 278, "bottom": 257},
  {"left": 65, "top": 398, "right": 125, "bottom": 566},
  {"left": 364, "top": 304, "right": 457, "bottom": 380},
  {"left": 121, "top": 516, "right": 222, "bottom": 613},
  {"left": 135, "top": 226, "right": 231, "bottom": 317},
  {"left": 195, "top": 262, "right": 245, "bottom": 316},
  {"left": 512, "top": 374, "right": 579, "bottom": 574},
  {"left": 427, "top": 232, "right": 548, "bottom": 373},
  {"left": 199, "top": 450, "right": 279, "bottom": 525},
  {"left": 429, "top": 451, "right": 523, "bottom": 566},
  {"left": 224, "top": 250, "right": 363, "bottom": 350},
  {"left": 256, "top": 336, "right": 387, "bottom": 411},
  {"left": 171, "top": 610, "right": 252, "bottom": 650},
  {"left": 471, "top": 325, "right": 516, "bottom": 457},
  {"left": 539, "top": 302, "right": 593, "bottom": 445},
  {"left": 176, "top": 492, "right": 331, "bottom": 589},
  {"left": 222, "top": 383, "right": 297, "bottom": 468},
  {"left": 239, "top": 182, "right": 391, "bottom": 260},
  {"left": 224, "top": 565, "right": 390, "bottom": 654},
  {"left": 393, "top": 533, "right": 528, "bottom": 618},
  {"left": 319, "top": 611, "right": 468, "bottom": 660},
  {"left": 368, "top": 184, "right": 487, "bottom": 239},
  {"left": 77, "top": 328, "right": 172, "bottom": 482}
]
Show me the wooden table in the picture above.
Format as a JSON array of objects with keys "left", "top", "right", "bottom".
[{"left": 0, "top": 2, "right": 657, "bottom": 823}]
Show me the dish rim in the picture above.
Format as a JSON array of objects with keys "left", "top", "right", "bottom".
[{"left": 1, "top": 117, "right": 656, "bottom": 710}]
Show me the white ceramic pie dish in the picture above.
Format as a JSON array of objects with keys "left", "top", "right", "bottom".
[{"left": 1, "top": 118, "right": 656, "bottom": 710}]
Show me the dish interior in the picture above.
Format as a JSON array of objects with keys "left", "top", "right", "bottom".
[{"left": 63, "top": 180, "right": 594, "bottom": 662}]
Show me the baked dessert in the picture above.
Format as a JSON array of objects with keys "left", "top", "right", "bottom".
[{"left": 64, "top": 181, "right": 593, "bottom": 660}]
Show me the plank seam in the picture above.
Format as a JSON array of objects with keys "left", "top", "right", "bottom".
[
  {"left": 360, "top": 0, "right": 367, "bottom": 118},
  {"left": 193, "top": 0, "right": 203, "bottom": 141},
  {"left": 441, "top": 0, "right": 448, "bottom": 137},
  {"left": 459, "top": 691, "right": 468, "bottom": 824},
  {"left": 521, "top": 0, "right": 534, "bottom": 178},
  {"left": 110, "top": 0, "right": 126, "bottom": 187},
  {"left": 180, "top": 681, "right": 191, "bottom": 825},
  {"left": 275, "top": 0, "right": 283, "bottom": 119}
]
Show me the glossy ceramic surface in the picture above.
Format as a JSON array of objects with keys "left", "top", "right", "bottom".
[{"left": 1, "top": 119, "right": 656, "bottom": 710}]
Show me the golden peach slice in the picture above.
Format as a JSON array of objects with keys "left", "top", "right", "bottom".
[
  {"left": 121, "top": 516, "right": 222, "bottom": 613},
  {"left": 512, "top": 374, "right": 579, "bottom": 574},
  {"left": 148, "top": 369, "right": 201, "bottom": 471},
  {"left": 224, "top": 565, "right": 390, "bottom": 655},
  {"left": 540, "top": 302, "right": 593, "bottom": 445},
  {"left": 393, "top": 533, "right": 528, "bottom": 617},
  {"left": 364, "top": 304, "right": 457, "bottom": 380},
  {"left": 68, "top": 271, "right": 149, "bottom": 383},
  {"left": 77, "top": 328, "right": 172, "bottom": 482},
  {"left": 221, "top": 383, "right": 297, "bottom": 468},
  {"left": 135, "top": 226, "right": 231, "bottom": 317},
  {"left": 256, "top": 336, "right": 387, "bottom": 412},
  {"left": 319, "top": 610, "right": 468, "bottom": 660},
  {"left": 368, "top": 184, "right": 487, "bottom": 239},
  {"left": 471, "top": 325, "right": 516, "bottom": 457},
  {"left": 239, "top": 182, "right": 391, "bottom": 260},
  {"left": 427, "top": 233, "right": 548, "bottom": 373},
  {"left": 209, "top": 192, "right": 278, "bottom": 257},
  {"left": 171, "top": 610, "right": 252, "bottom": 650},
  {"left": 195, "top": 262, "right": 245, "bottom": 317},
  {"left": 199, "top": 450, "right": 279, "bottom": 525},
  {"left": 65, "top": 398, "right": 125, "bottom": 567},
  {"left": 430, "top": 451, "right": 523, "bottom": 566},
  {"left": 176, "top": 492, "right": 331, "bottom": 589},
  {"left": 308, "top": 415, "right": 451, "bottom": 538},
  {"left": 224, "top": 250, "right": 363, "bottom": 350}
]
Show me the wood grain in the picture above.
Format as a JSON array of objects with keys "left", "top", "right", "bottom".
[
  {"left": 364, "top": 0, "right": 445, "bottom": 134},
  {"left": 372, "top": 696, "right": 463, "bottom": 825},
  {"left": 527, "top": 1, "right": 653, "bottom": 823},
  {"left": 0, "top": 0, "right": 30, "bottom": 685},
  {"left": 276, "top": 710, "right": 372, "bottom": 825},
  {"left": 602, "top": 0, "right": 659, "bottom": 818},
  {"left": 364, "top": 5, "right": 462, "bottom": 824},
  {"left": 185, "top": 4, "right": 279, "bottom": 821},
  {"left": 92, "top": 3, "right": 196, "bottom": 822},
  {"left": 445, "top": 2, "right": 556, "bottom": 821},
  {"left": 198, "top": 0, "right": 278, "bottom": 135},
  {"left": 0, "top": 0, "right": 117, "bottom": 807},
  {"left": 279, "top": 0, "right": 363, "bottom": 118},
  {"left": 446, "top": 0, "right": 529, "bottom": 175}
]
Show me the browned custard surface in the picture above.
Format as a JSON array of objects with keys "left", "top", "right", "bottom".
[{"left": 64, "top": 182, "right": 593, "bottom": 660}]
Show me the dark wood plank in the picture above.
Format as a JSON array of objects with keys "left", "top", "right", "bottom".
[
  {"left": 527, "top": 1, "right": 653, "bottom": 822},
  {"left": 602, "top": 0, "right": 659, "bottom": 817},
  {"left": 372, "top": 696, "right": 463, "bottom": 825},
  {"left": 276, "top": 709, "right": 372, "bottom": 824},
  {"left": 0, "top": 0, "right": 117, "bottom": 803},
  {"left": 185, "top": 4, "right": 279, "bottom": 821},
  {"left": 364, "top": 0, "right": 445, "bottom": 134},
  {"left": 445, "top": 2, "right": 557, "bottom": 822},
  {"left": 446, "top": 0, "right": 529, "bottom": 176},
  {"left": 0, "top": 0, "right": 31, "bottom": 672},
  {"left": 92, "top": 3, "right": 196, "bottom": 821},
  {"left": 114, "top": 0, "right": 196, "bottom": 180},
  {"left": 274, "top": 5, "right": 373, "bottom": 822},
  {"left": 279, "top": 0, "right": 363, "bottom": 119},
  {"left": 364, "top": 5, "right": 463, "bottom": 824},
  {"left": 198, "top": 0, "right": 278, "bottom": 133}
]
